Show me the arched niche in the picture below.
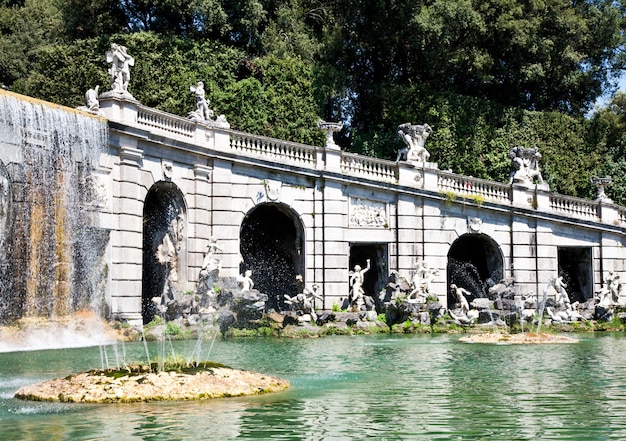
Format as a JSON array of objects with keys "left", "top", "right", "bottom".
[
  {"left": 239, "top": 203, "right": 305, "bottom": 311},
  {"left": 141, "top": 181, "right": 187, "bottom": 324},
  {"left": 447, "top": 233, "right": 503, "bottom": 306}
]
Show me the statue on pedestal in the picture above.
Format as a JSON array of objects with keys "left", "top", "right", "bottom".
[
  {"left": 77, "top": 85, "right": 104, "bottom": 115},
  {"left": 189, "top": 82, "right": 214, "bottom": 121},
  {"left": 106, "top": 44, "right": 134, "bottom": 96},
  {"left": 508, "top": 146, "right": 544, "bottom": 186},
  {"left": 85, "top": 86, "right": 100, "bottom": 112},
  {"left": 396, "top": 123, "right": 432, "bottom": 163}
]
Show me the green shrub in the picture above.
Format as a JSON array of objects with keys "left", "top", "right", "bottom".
[{"left": 165, "top": 322, "right": 181, "bottom": 336}]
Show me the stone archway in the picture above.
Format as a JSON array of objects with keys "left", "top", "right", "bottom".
[
  {"left": 142, "top": 181, "right": 187, "bottom": 324},
  {"left": 239, "top": 203, "right": 304, "bottom": 312},
  {"left": 447, "top": 234, "right": 503, "bottom": 306}
]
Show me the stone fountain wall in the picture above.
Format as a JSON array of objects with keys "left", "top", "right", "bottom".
[{"left": 2, "top": 88, "right": 626, "bottom": 326}]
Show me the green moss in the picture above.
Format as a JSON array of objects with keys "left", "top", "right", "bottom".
[
  {"left": 144, "top": 316, "right": 165, "bottom": 330},
  {"left": 470, "top": 194, "right": 485, "bottom": 206},
  {"left": 256, "top": 326, "right": 275, "bottom": 337},
  {"left": 322, "top": 325, "right": 351, "bottom": 336},
  {"left": 441, "top": 190, "right": 457, "bottom": 205},
  {"left": 231, "top": 328, "right": 259, "bottom": 337}
]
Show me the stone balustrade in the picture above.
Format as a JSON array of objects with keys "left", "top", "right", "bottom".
[
  {"left": 549, "top": 193, "right": 599, "bottom": 220},
  {"left": 228, "top": 130, "right": 317, "bottom": 167},
  {"left": 340, "top": 152, "right": 398, "bottom": 182},
  {"left": 436, "top": 171, "right": 510, "bottom": 203},
  {"left": 99, "top": 94, "right": 625, "bottom": 228},
  {"left": 136, "top": 105, "right": 195, "bottom": 139}
]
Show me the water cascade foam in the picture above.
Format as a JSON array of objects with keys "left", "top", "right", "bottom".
[{"left": 0, "top": 90, "right": 109, "bottom": 324}]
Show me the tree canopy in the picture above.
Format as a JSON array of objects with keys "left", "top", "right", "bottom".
[{"left": 1, "top": 0, "right": 626, "bottom": 202}]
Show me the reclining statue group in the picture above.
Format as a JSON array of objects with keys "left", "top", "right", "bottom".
[{"left": 82, "top": 44, "right": 623, "bottom": 330}]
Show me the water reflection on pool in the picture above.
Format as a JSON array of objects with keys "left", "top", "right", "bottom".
[{"left": 1, "top": 333, "right": 626, "bottom": 440}]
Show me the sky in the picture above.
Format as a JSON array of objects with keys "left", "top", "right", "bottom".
[{"left": 593, "top": 73, "right": 626, "bottom": 111}]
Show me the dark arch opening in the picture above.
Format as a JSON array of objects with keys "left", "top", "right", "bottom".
[
  {"left": 349, "top": 243, "right": 388, "bottom": 310},
  {"left": 558, "top": 247, "right": 593, "bottom": 303},
  {"left": 142, "top": 181, "right": 186, "bottom": 324},
  {"left": 240, "top": 203, "right": 304, "bottom": 311},
  {"left": 447, "top": 234, "right": 503, "bottom": 307}
]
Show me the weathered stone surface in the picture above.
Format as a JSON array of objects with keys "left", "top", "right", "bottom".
[
  {"left": 471, "top": 298, "right": 492, "bottom": 310},
  {"left": 477, "top": 310, "right": 500, "bottom": 324},
  {"left": 14, "top": 367, "right": 289, "bottom": 403},
  {"left": 282, "top": 311, "right": 300, "bottom": 326},
  {"left": 315, "top": 312, "right": 335, "bottom": 325},
  {"left": 217, "top": 309, "right": 236, "bottom": 334},
  {"left": 265, "top": 312, "right": 285, "bottom": 325}
]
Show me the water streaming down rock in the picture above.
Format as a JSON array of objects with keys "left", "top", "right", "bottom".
[{"left": 0, "top": 91, "right": 109, "bottom": 323}]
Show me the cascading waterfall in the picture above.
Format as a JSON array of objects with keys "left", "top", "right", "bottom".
[{"left": 0, "top": 90, "right": 109, "bottom": 323}]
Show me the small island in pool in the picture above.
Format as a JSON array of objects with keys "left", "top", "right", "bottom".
[
  {"left": 14, "top": 362, "right": 289, "bottom": 403},
  {"left": 459, "top": 332, "right": 578, "bottom": 344}
]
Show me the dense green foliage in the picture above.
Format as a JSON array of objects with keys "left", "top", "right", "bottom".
[{"left": 1, "top": 0, "right": 626, "bottom": 202}]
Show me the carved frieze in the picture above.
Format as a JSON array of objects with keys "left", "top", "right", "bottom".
[{"left": 349, "top": 197, "right": 388, "bottom": 228}]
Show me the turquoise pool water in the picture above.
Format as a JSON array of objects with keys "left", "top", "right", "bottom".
[{"left": 1, "top": 333, "right": 626, "bottom": 440}]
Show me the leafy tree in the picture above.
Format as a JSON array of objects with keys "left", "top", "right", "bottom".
[
  {"left": 118, "top": 0, "right": 230, "bottom": 40},
  {"left": 260, "top": 0, "right": 323, "bottom": 60},
  {"left": 589, "top": 92, "right": 626, "bottom": 205},
  {"left": 323, "top": 0, "right": 624, "bottom": 145},
  {"left": 60, "top": 0, "right": 127, "bottom": 39},
  {"left": 218, "top": 55, "right": 324, "bottom": 144},
  {"left": 0, "top": 0, "right": 63, "bottom": 87},
  {"left": 10, "top": 39, "right": 109, "bottom": 108}
]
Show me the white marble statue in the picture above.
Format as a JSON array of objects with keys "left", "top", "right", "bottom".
[
  {"left": 155, "top": 213, "right": 185, "bottom": 301},
  {"left": 596, "top": 271, "right": 621, "bottom": 307},
  {"left": 238, "top": 270, "right": 254, "bottom": 292},
  {"left": 508, "top": 146, "right": 544, "bottom": 186},
  {"left": 196, "top": 236, "right": 222, "bottom": 299},
  {"left": 449, "top": 284, "right": 479, "bottom": 325},
  {"left": 85, "top": 86, "right": 100, "bottom": 112},
  {"left": 201, "top": 236, "right": 222, "bottom": 273},
  {"left": 553, "top": 276, "right": 571, "bottom": 310},
  {"left": 396, "top": 123, "right": 432, "bottom": 163},
  {"left": 349, "top": 259, "right": 370, "bottom": 311},
  {"left": 547, "top": 304, "right": 583, "bottom": 323},
  {"left": 450, "top": 284, "right": 471, "bottom": 316},
  {"left": 189, "top": 81, "right": 214, "bottom": 121},
  {"left": 77, "top": 85, "right": 104, "bottom": 115},
  {"left": 448, "top": 308, "right": 478, "bottom": 325},
  {"left": 408, "top": 260, "right": 438, "bottom": 302},
  {"left": 544, "top": 275, "right": 567, "bottom": 304},
  {"left": 106, "top": 43, "right": 134, "bottom": 94},
  {"left": 286, "top": 275, "right": 322, "bottom": 320},
  {"left": 544, "top": 275, "right": 583, "bottom": 322}
]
